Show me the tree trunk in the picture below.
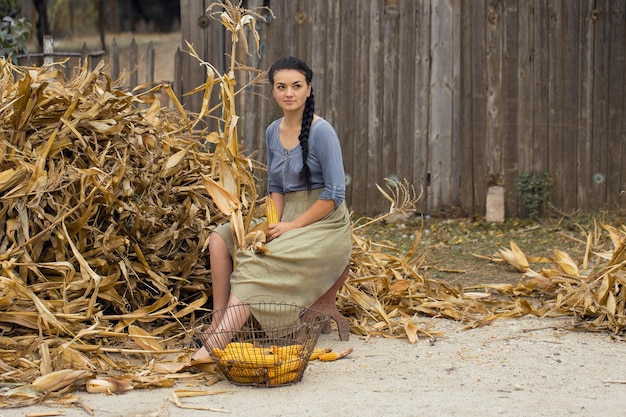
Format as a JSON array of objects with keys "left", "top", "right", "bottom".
[{"left": 32, "top": 0, "right": 50, "bottom": 52}]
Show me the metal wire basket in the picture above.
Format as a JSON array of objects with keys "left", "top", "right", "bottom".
[{"left": 194, "top": 302, "right": 329, "bottom": 387}]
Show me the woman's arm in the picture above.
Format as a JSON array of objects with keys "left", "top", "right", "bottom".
[{"left": 266, "top": 197, "right": 334, "bottom": 242}]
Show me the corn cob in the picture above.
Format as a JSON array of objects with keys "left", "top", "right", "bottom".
[
  {"left": 211, "top": 347, "right": 226, "bottom": 359},
  {"left": 227, "top": 365, "right": 268, "bottom": 378},
  {"left": 267, "top": 358, "right": 305, "bottom": 379},
  {"left": 308, "top": 347, "right": 332, "bottom": 361},
  {"left": 228, "top": 372, "right": 268, "bottom": 384},
  {"left": 222, "top": 342, "right": 257, "bottom": 354},
  {"left": 318, "top": 347, "right": 353, "bottom": 362},
  {"left": 271, "top": 344, "right": 303, "bottom": 360},
  {"left": 269, "top": 370, "right": 300, "bottom": 386},
  {"left": 86, "top": 378, "right": 134, "bottom": 394},
  {"left": 266, "top": 198, "right": 279, "bottom": 224},
  {"left": 219, "top": 348, "right": 281, "bottom": 368}
]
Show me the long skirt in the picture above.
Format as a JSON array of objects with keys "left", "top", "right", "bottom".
[{"left": 213, "top": 188, "right": 351, "bottom": 328}]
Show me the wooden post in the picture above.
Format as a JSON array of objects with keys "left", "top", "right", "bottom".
[
  {"left": 146, "top": 41, "right": 154, "bottom": 84},
  {"left": 43, "top": 35, "right": 53, "bottom": 65},
  {"left": 130, "top": 38, "right": 138, "bottom": 88},
  {"left": 80, "top": 42, "right": 89, "bottom": 69},
  {"left": 173, "top": 47, "right": 182, "bottom": 101},
  {"left": 111, "top": 37, "right": 120, "bottom": 81}
]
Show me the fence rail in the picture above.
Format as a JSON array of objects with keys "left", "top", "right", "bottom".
[{"left": 17, "top": 35, "right": 159, "bottom": 92}]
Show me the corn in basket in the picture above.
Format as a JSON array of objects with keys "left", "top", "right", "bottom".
[{"left": 194, "top": 302, "right": 329, "bottom": 387}]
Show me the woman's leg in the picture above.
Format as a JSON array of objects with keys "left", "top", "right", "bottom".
[
  {"left": 192, "top": 295, "right": 250, "bottom": 360},
  {"left": 207, "top": 232, "right": 233, "bottom": 328}
]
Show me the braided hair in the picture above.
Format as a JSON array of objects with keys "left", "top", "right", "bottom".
[{"left": 268, "top": 56, "right": 314, "bottom": 189}]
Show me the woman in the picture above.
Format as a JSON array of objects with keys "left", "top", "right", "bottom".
[{"left": 193, "top": 56, "right": 351, "bottom": 360}]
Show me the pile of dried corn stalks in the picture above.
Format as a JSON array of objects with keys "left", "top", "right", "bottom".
[
  {"left": 0, "top": 58, "right": 238, "bottom": 407},
  {"left": 344, "top": 214, "right": 626, "bottom": 341}
]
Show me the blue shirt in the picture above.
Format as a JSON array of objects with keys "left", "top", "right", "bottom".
[{"left": 266, "top": 117, "right": 346, "bottom": 207}]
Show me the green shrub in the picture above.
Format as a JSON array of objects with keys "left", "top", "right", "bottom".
[
  {"left": 0, "top": 16, "right": 31, "bottom": 64},
  {"left": 514, "top": 172, "right": 552, "bottom": 220}
]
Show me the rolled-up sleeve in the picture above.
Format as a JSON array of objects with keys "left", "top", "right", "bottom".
[{"left": 312, "top": 123, "right": 346, "bottom": 207}]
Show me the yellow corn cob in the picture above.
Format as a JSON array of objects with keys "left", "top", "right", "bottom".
[
  {"left": 229, "top": 373, "right": 268, "bottom": 384},
  {"left": 223, "top": 342, "right": 257, "bottom": 353},
  {"left": 318, "top": 347, "right": 353, "bottom": 362},
  {"left": 267, "top": 358, "right": 305, "bottom": 379},
  {"left": 213, "top": 342, "right": 258, "bottom": 359},
  {"left": 266, "top": 198, "right": 279, "bottom": 225},
  {"left": 269, "top": 370, "right": 300, "bottom": 386},
  {"left": 271, "top": 344, "right": 303, "bottom": 360},
  {"left": 227, "top": 365, "right": 268, "bottom": 378},
  {"left": 212, "top": 347, "right": 226, "bottom": 359},
  {"left": 309, "top": 347, "right": 332, "bottom": 361},
  {"left": 86, "top": 378, "right": 134, "bottom": 394},
  {"left": 220, "top": 348, "right": 281, "bottom": 368}
]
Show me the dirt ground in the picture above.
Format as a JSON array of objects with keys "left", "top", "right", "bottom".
[
  {"left": 13, "top": 316, "right": 626, "bottom": 417},
  {"left": 11, "top": 212, "right": 626, "bottom": 417}
]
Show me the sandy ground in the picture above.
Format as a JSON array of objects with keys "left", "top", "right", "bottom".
[{"left": 9, "top": 315, "right": 626, "bottom": 417}]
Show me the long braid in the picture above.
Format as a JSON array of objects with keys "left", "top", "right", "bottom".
[
  {"left": 268, "top": 56, "right": 315, "bottom": 189},
  {"left": 298, "top": 90, "right": 314, "bottom": 188}
]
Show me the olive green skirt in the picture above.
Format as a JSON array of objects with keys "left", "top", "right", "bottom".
[{"left": 213, "top": 189, "right": 351, "bottom": 328}]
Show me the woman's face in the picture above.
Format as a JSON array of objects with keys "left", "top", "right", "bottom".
[{"left": 271, "top": 69, "right": 311, "bottom": 113}]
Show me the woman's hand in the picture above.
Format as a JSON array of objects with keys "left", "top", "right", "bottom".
[
  {"left": 265, "top": 199, "right": 335, "bottom": 242},
  {"left": 266, "top": 221, "right": 297, "bottom": 242}
]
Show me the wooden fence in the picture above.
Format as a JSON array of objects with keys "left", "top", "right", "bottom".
[
  {"left": 16, "top": 0, "right": 625, "bottom": 218},
  {"left": 178, "top": 0, "right": 626, "bottom": 217},
  {"left": 17, "top": 35, "right": 160, "bottom": 91}
]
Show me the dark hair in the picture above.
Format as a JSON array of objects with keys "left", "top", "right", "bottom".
[{"left": 268, "top": 56, "right": 314, "bottom": 189}]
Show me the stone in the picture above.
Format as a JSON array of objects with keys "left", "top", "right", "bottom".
[{"left": 486, "top": 186, "right": 505, "bottom": 223}]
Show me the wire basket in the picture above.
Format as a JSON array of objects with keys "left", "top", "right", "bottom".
[{"left": 194, "top": 302, "right": 329, "bottom": 387}]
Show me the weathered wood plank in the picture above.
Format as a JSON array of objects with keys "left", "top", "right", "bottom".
[
  {"left": 485, "top": 0, "right": 503, "bottom": 194},
  {"left": 309, "top": 0, "right": 328, "bottom": 114},
  {"left": 382, "top": 2, "right": 400, "bottom": 193},
  {"left": 450, "top": 0, "right": 461, "bottom": 209},
  {"left": 395, "top": 0, "right": 418, "bottom": 208},
  {"left": 590, "top": 0, "right": 610, "bottom": 207},
  {"left": 470, "top": 0, "right": 488, "bottom": 215},
  {"left": 606, "top": 0, "right": 626, "bottom": 209},
  {"left": 532, "top": 0, "right": 549, "bottom": 178},
  {"left": 111, "top": 37, "right": 120, "bottom": 81},
  {"left": 366, "top": 0, "right": 384, "bottom": 214},
  {"left": 547, "top": 1, "right": 565, "bottom": 211},
  {"left": 561, "top": 0, "right": 580, "bottom": 213},
  {"left": 337, "top": 0, "right": 357, "bottom": 209},
  {"left": 349, "top": 0, "right": 370, "bottom": 212},
  {"left": 459, "top": 1, "right": 474, "bottom": 213},
  {"left": 429, "top": 0, "right": 455, "bottom": 210},
  {"left": 516, "top": 0, "right": 534, "bottom": 183},
  {"left": 414, "top": 0, "right": 431, "bottom": 214},
  {"left": 501, "top": 0, "right": 518, "bottom": 217},
  {"left": 325, "top": 0, "right": 341, "bottom": 125},
  {"left": 129, "top": 38, "right": 138, "bottom": 88},
  {"left": 180, "top": 0, "right": 211, "bottom": 114},
  {"left": 239, "top": 0, "right": 266, "bottom": 165},
  {"left": 295, "top": 0, "right": 314, "bottom": 71},
  {"left": 577, "top": 0, "right": 595, "bottom": 211}
]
